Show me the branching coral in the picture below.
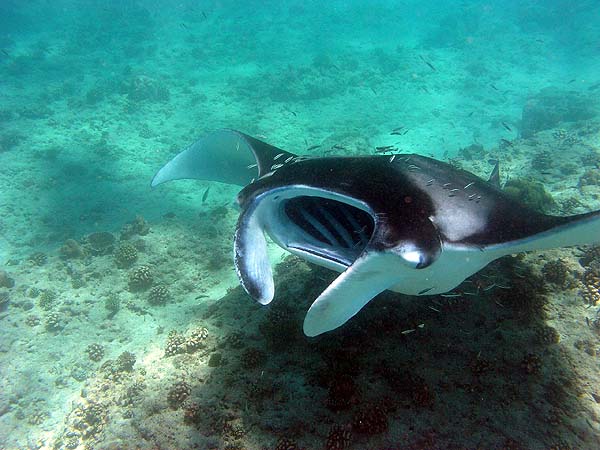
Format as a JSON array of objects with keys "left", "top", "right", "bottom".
[
  {"left": 100, "top": 352, "right": 136, "bottom": 382},
  {"left": 85, "top": 343, "right": 105, "bottom": 362},
  {"left": 165, "top": 330, "right": 187, "bottom": 357},
  {"left": 326, "top": 425, "right": 352, "bottom": 450},
  {"left": 224, "top": 331, "right": 244, "bottom": 348},
  {"left": 167, "top": 381, "right": 191, "bottom": 409},
  {"left": 128, "top": 265, "right": 153, "bottom": 291},
  {"left": 183, "top": 402, "right": 202, "bottom": 425},
  {"left": 114, "top": 242, "right": 138, "bottom": 268},
  {"left": 274, "top": 437, "right": 302, "bottom": 450},
  {"left": 38, "top": 289, "right": 57, "bottom": 310},
  {"left": 148, "top": 285, "right": 169, "bottom": 306},
  {"left": 164, "top": 327, "right": 210, "bottom": 356},
  {"left": 122, "top": 75, "right": 170, "bottom": 103},
  {"left": 186, "top": 327, "right": 209, "bottom": 351},
  {"left": 116, "top": 351, "right": 136, "bottom": 372},
  {"left": 72, "top": 401, "right": 106, "bottom": 439},
  {"left": 581, "top": 268, "right": 600, "bottom": 306},
  {"left": 45, "top": 311, "right": 63, "bottom": 331},
  {"left": 25, "top": 315, "right": 40, "bottom": 327}
]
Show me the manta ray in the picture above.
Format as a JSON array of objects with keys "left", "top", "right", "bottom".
[{"left": 152, "top": 129, "right": 600, "bottom": 336}]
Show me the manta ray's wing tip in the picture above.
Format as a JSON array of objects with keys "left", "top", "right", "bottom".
[
  {"left": 302, "top": 309, "right": 329, "bottom": 337},
  {"left": 150, "top": 172, "right": 163, "bottom": 188},
  {"left": 302, "top": 251, "right": 400, "bottom": 337},
  {"left": 254, "top": 281, "right": 275, "bottom": 305}
]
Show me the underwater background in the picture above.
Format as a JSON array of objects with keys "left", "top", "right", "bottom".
[{"left": 1, "top": 0, "right": 600, "bottom": 448}]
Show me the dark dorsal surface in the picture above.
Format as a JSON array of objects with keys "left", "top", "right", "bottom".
[{"left": 238, "top": 154, "right": 575, "bottom": 249}]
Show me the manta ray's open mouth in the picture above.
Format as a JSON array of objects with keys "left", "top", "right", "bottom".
[{"left": 282, "top": 196, "right": 375, "bottom": 265}]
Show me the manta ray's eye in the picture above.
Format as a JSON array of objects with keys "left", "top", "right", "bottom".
[
  {"left": 395, "top": 241, "right": 434, "bottom": 269},
  {"left": 401, "top": 249, "right": 422, "bottom": 266}
]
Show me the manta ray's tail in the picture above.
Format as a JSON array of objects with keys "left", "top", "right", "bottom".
[{"left": 151, "top": 129, "right": 295, "bottom": 188}]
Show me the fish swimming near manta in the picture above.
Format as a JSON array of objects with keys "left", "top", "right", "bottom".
[{"left": 152, "top": 129, "right": 600, "bottom": 336}]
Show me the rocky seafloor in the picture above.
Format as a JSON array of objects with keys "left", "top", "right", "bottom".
[{"left": 1, "top": 120, "right": 600, "bottom": 450}]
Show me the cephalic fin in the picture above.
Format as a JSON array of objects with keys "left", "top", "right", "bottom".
[{"left": 233, "top": 200, "right": 274, "bottom": 305}]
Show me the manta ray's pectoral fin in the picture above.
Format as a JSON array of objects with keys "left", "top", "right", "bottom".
[
  {"left": 493, "top": 208, "right": 600, "bottom": 254},
  {"left": 303, "top": 250, "right": 400, "bottom": 337},
  {"left": 233, "top": 200, "right": 274, "bottom": 305},
  {"left": 151, "top": 129, "right": 295, "bottom": 188}
]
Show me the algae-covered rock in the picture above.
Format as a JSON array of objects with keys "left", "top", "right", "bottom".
[
  {"left": 579, "top": 168, "right": 600, "bottom": 187},
  {"left": 541, "top": 260, "right": 569, "bottom": 286},
  {"left": 85, "top": 231, "right": 115, "bottom": 256},
  {"left": 0, "top": 270, "right": 15, "bottom": 288},
  {"left": 120, "top": 215, "right": 150, "bottom": 240},
  {"left": 0, "top": 132, "right": 24, "bottom": 153},
  {"left": 120, "top": 75, "right": 170, "bottom": 103},
  {"left": 116, "top": 351, "right": 136, "bottom": 372},
  {"left": 521, "top": 87, "right": 597, "bottom": 138},
  {"left": 0, "top": 291, "right": 9, "bottom": 311},
  {"left": 28, "top": 252, "right": 47, "bottom": 266},
  {"left": 60, "top": 239, "right": 85, "bottom": 259},
  {"left": 104, "top": 293, "right": 120, "bottom": 317},
  {"left": 208, "top": 352, "right": 222, "bottom": 367},
  {"left": 503, "top": 178, "right": 556, "bottom": 213},
  {"left": 458, "top": 143, "right": 484, "bottom": 160}
]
